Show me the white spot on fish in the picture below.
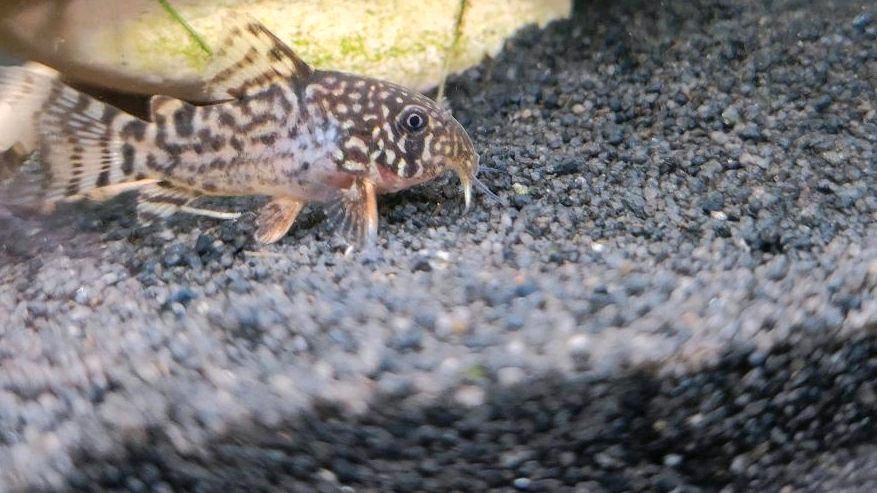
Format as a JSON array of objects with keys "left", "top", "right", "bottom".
[
  {"left": 423, "top": 134, "right": 433, "bottom": 161},
  {"left": 345, "top": 136, "right": 368, "bottom": 153}
]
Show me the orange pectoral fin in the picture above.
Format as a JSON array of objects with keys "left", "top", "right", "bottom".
[{"left": 362, "top": 178, "right": 378, "bottom": 245}]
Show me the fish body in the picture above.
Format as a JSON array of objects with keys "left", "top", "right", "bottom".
[{"left": 0, "top": 19, "right": 487, "bottom": 246}]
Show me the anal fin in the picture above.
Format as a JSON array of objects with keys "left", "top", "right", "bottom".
[
  {"left": 254, "top": 197, "right": 305, "bottom": 244},
  {"left": 137, "top": 181, "right": 242, "bottom": 223},
  {"left": 325, "top": 178, "right": 378, "bottom": 247},
  {"left": 136, "top": 181, "right": 200, "bottom": 222}
]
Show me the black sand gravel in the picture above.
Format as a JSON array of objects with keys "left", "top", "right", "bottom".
[{"left": 2, "top": 0, "right": 877, "bottom": 491}]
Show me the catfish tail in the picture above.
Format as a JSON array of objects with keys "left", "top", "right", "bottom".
[{"left": 0, "top": 66, "right": 157, "bottom": 203}]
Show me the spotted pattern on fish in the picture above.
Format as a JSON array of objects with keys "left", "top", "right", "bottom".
[{"left": 0, "top": 15, "right": 487, "bottom": 246}]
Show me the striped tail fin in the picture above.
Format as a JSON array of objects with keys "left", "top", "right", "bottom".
[
  {"left": 0, "top": 63, "right": 55, "bottom": 155},
  {"left": 0, "top": 67, "right": 157, "bottom": 203}
]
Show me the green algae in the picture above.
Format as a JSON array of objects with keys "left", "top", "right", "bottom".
[{"left": 158, "top": 0, "right": 213, "bottom": 56}]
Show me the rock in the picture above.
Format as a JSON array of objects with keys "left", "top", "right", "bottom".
[
  {"left": 0, "top": 0, "right": 573, "bottom": 101},
  {"left": 852, "top": 13, "right": 872, "bottom": 31}
]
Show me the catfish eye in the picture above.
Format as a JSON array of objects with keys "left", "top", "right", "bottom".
[{"left": 401, "top": 108, "right": 428, "bottom": 132}]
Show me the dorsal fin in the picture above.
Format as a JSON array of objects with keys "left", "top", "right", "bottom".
[{"left": 203, "top": 16, "right": 312, "bottom": 100}]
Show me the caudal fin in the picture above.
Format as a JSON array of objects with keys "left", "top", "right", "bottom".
[
  {"left": 0, "top": 67, "right": 155, "bottom": 203},
  {"left": 0, "top": 63, "right": 56, "bottom": 154}
]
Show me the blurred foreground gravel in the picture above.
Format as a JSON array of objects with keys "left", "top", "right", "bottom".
[{"left": 2, "top": 0, "right": 877, "bottom": 491}]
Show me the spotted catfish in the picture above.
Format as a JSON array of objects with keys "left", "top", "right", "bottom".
[{"left": 0, "top": 18, "right": 494, "bottom": 246}]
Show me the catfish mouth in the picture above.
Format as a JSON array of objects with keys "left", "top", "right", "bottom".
[
  {"left": 376, "top": 164, "right": 405, "bottom": 190},
  {"left": 375, "top": 162, "right": 440, "bottom": 193}
]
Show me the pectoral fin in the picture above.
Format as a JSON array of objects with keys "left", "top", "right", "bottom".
[
  {"left": 325, "top": 178, "right": 378, "bottom": 247},
  {"left": 254, "top": 197, "right": 305, "bottom": 244}
]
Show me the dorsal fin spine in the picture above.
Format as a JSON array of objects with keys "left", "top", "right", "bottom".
[{"left": 202, "top": 16, "right": 312, "bottom": 101}]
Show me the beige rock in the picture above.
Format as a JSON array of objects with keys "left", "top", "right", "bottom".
[{"left": 0, "top": 0, "right": 571, "bottom": 101}]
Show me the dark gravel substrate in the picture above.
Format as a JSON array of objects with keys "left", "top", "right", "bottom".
[{"left": 2, "top": 0, "right": 877, "bottom": 491}]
